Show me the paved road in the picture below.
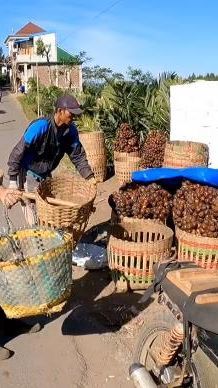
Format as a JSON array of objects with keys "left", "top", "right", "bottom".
[{"left": 0, "top": 92, "right": 133, "bottom": 388}]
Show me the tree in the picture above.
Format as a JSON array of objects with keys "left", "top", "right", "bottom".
[
  {"left": 0, "top": 47, "right": 5, "bottom": 63},
  {"left": 36, "top": 38, "right": 52, "bottom": 84},
  {"left": 127, "top": 67, "right": 154, "bottom": 85},
  {"left": 58, "top": 51, "right": 91, "bottom": 89},
  {"left": 83, "top": 65, "right": 124, "bottom": 94}
]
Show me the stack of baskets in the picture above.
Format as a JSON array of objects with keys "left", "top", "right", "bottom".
[
  {"left": 163, "top": 141, "right": 209, "bottom": 168},
  {"left": 79, "top": 131, "right": 107, "bottom": 182},
  {"left": 36, "top": 174, "right": 96, "bottom": 247},
  {"left": 114, "top": 151, "right": 141, "bottom": 185},
  {"left": 108, "top": 218, "right": 173, "bottom": 291}
]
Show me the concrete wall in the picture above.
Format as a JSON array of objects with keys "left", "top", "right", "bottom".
[{"left": 170, "top": 81, "right": 218, "bottom": 168}]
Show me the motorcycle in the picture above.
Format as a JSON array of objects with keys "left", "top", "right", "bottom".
[{"left": 129, "top": 261, "right": 218, "bottom": 388}]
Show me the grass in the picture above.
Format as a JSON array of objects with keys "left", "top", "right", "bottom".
[{"left": 17, "top": 95, "right": 37, "bottom": 121}]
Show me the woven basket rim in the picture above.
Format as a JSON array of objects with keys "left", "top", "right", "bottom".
[
  {"left": 110, "top": 218, "right": 173, "bottom": 245},
  {"left": 165, "top": 140, "right": 209, "bottom": 148},
  {"left": 0, "top": 227, "right": 72, "bottom": 267},
  {"left": 176, "top": 226, "right": 218, "bottom": 244},
  {"left": 37, "top": 175, "right": 96, "bottom": 209},
  {"left": 79, "top": 130, "right": 103, "bottom": 135}
]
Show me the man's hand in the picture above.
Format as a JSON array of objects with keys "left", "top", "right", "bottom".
[{"left": 0, "top": 187, "right": 22, "bottom": 208}]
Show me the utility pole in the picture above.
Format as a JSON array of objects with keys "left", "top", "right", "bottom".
[
  {"left": 36, "top": 60, "right": 40, "bottom": 117},
  {"left": 34, "top": 46, "right": 40, "bottom": 117}
]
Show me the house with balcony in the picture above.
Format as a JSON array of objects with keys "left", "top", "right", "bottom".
[{"left": 4, "top": 22, "right": 82, "bottom": 92}]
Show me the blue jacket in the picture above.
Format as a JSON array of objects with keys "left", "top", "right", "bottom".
[{"left": 8, "top": 117, "right": 93, "bottom": 180}]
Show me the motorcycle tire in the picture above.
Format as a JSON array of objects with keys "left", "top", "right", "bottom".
[
  {"left": 133, "top": 300, "right": 176, "bottom": 373},
  {"left": 133, "top": 301, "right": 216, "bottom": 387}
]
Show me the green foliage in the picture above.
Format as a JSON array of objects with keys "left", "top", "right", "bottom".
[
  {"left": 20, "top": 64, "right": 218, "bottom": 166},
  {"left": 0, "top": 75, "right": 7, "bottom": 87},
  {"left": 0, "top": 47, "right": 5, "bottom": 62},
  {"left": 77, "top": 114, "right": 100, "bottom": 132},
  {"left": 36, "top": 38, "right": 51, "bottom": 62},
  {"left": 25, "top": 77, "right": 64, "bottom": 116}
]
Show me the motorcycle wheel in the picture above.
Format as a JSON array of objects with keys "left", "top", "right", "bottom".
[{"left": 133, "top": 301, "right": 210, "bottom": 387}]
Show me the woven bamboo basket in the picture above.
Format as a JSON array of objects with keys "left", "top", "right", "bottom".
[
  {"left": 176, "top": 227, "right": 218, "bottom": 269},
  {"left": 36, "top": 174, "right": 96, "bottom": 247},
  {"left": 0, "top": 227, "right": 72, "bottom": 318},
  {"left": 114, "top": 153, "right": 141, "bottom": 185},
  {"left": 108, "top": 218, "right": 173, "bottom": 291},
  {"left": 79, "top": 131, "right": 107, "bottom": 182},
  {"left": 114, "top": 150, "right": 140, "bottom": 159},
  {"left": 163, "top": 141, "right": 209, "bottom": 168}
]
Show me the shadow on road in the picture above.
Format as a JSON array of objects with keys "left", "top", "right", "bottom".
[
  {"left": 0, "top": 110, "right": 6, "bottom": 114},
  {"left": 61, "top": 220, "right": 145, "bottom": 336},
  {"left": 0, "top": 219, "right": 147, "bottom": 351}
]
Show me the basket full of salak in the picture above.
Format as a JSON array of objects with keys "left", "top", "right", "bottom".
[
  {"left": 108, "top": 182, "right": 174, "bottom": 291},
  {"left": 173, "top": 180, "right": 218, "bottom": 269}
]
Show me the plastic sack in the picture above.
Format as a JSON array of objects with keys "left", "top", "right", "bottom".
[
  {"left": 132, "top": 167, "right": 218, "bottom": 188},
  {"left": 72, "top": 243, "right": 108, "bottom": 270}
]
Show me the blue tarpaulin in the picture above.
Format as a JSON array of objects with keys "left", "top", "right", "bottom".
[{"left": 132, "top": 167, "right": 218, "bottom": 188}]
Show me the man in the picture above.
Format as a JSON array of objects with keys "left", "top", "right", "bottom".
[
  {"left": 8, "top": 94, "right": 95, "bottom": 225},
  {"left": 0, "top": 174, "right": 41, "bottom": 360}
]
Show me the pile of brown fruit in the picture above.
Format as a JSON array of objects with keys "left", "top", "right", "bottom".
[
  {"left": 114, "top": 123, "right": 140, "bottom": 153},
  {"left": 109, "top": 182, "right": 172, "bottom": 222},
  {"left": 140, "top": 130, "right": 168, "bottom": 168},
  {"left": 173, "top": 181, "right": 218, "bottom": 237}
]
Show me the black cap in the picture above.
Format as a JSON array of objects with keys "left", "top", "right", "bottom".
[{"left": 55, "top": 95, "right": 83, "bottom": 115}]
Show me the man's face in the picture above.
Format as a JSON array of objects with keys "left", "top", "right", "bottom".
[{"left": 59, "top": 108, "right": 74, "bottom": 125}]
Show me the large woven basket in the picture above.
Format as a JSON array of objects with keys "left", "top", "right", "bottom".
[
  {"left": 114, "top": 153, "right": 141, "bottom": 185},
  {"left": 36, "top": 174, "right": 96, "bottom": 246},
  {"left": 0, "top": 227, "right": 72, "bottom": 318},
  {"left": 176, "top": 227, "right": 218, "bottom": 269},
  {"left": 79, "top": 131, "right": 107, "bottom": 182},
  {"left": 114, "top": 151, "right": 140, "bottom": 159},
  {"left": 108, "top": 218, "right": 173, "bottom": 291},
  {"left": 163, "top": 141, "right": 209, "bottom": 168}
]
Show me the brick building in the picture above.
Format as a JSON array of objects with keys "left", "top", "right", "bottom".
[{"left": 4, "top": 22, "right": 82, "bottom": 92}]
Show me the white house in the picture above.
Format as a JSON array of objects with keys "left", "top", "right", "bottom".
[{"left": 5, "top": 22, "right": 82, "bottom": 92}]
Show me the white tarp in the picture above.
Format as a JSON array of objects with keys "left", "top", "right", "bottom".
[{"left": 170, "top": 81, "right": 218, "bottom": 168}]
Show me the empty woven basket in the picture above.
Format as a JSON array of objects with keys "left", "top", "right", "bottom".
[
  {"left": 108, "top": 218, "right": 173, "bottom": 291},
  {"left": 0, "top": 227, "right": 72, "bottom": 318},
  {"left": 36, "top": 174, "right": 96, "bottom": 246}
]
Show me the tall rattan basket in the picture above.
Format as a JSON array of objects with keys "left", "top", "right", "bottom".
[
  {"left": 114, "top": 153, "right": 141, "bottom": 185},
  {"left": 79, "top": 131, "right": 107, "bottom": 182}
]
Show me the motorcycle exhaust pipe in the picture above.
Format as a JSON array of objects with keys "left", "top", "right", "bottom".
[{"left": 129, "top": 363, "right": 158, "bottom": 388}]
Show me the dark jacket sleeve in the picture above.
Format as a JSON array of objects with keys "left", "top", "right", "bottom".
[
  {"left": 8, "top": 137, "right": 29, "bottom": 180},
  {"left": 8, "top": 119, "right": 49, "bottom": 180},
  {"left": 66, "top": 125, "right": 94, "bottom": 179}
]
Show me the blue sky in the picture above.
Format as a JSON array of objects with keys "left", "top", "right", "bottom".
[{"left": 1, "top": 0, "right": 218, "bottom": 76}]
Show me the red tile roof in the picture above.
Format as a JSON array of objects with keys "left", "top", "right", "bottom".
[{"left": 15, "top": 22, "right": 45, "bottom": 36}]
